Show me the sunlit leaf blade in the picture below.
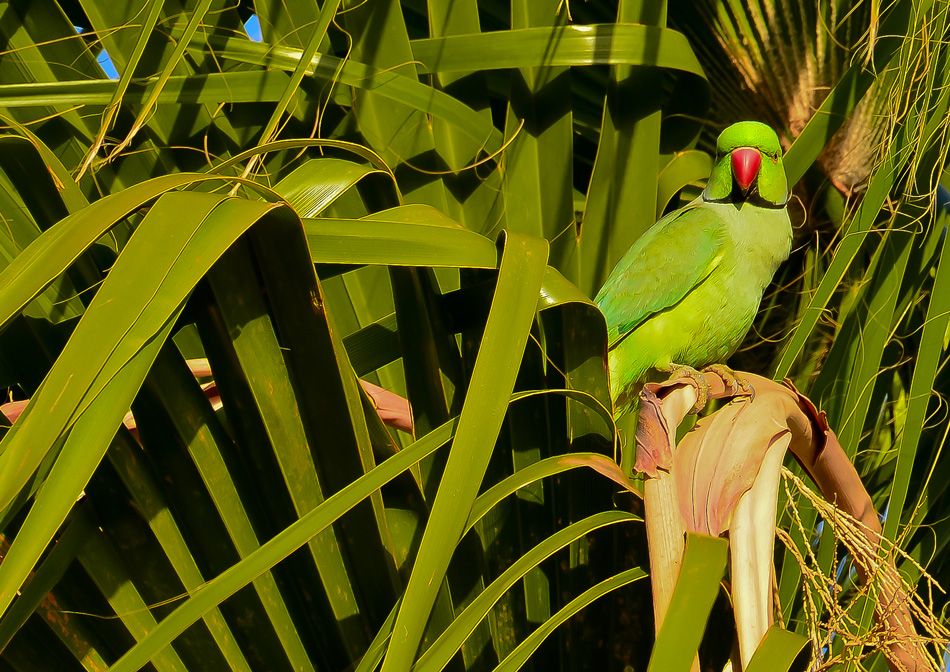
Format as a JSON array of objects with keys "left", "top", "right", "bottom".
[
  {"left": 492, "top": 566, "right": 648, "bottom": 672},
  {"left": 0, "top": 195, "right": 299, "bottom": 627},
  {"left": 106, "top": 418, "right": 459, "bottom": 672},
  {"left": 305, "top": 208, "right": 498, "bottom": 268},
  {"left": 0, "top": 506, "right": 94, "bottom": 652},
  {"left": 0, "top": 174, "right": 251, "bottom": 335},
  {"left": 411, "top": 24, "right": 706, "bottom": 74},
  {"left": 105, "top": 425, "right": 254, "bottom": 672},
  {"left": 104, "top": 0, "right": 214, "bottom": 161},
  {"left": 1, "top": 0, "right": 949, "bottom": 669},
  {"left": 773, "top": 152, "right": 898, "bottom": 379},
  {"left": 0, "top": 194, "right": 285, "bottom": 520},
  {"left": 203, "top": 239, "right": 370, "bottom": 658},
  {"left": 646, "top": 534, "right": 728, "bottom": 672},
  {"left": 414, "top": 511, "right": 640, "bottom": 672},
  {"left": 76, "top": 0, "right": 164, "bottom": 177},
  {"left": 655, "top": 150, "right": 712, "bottom": 219},
  {"left": 137, "top": 345, "right": 316, "bottom": 671},
  {"left": 78, "top": 526, "right": 190, "bottom": 672},
  {"left": 275, "top": 158, "right": 381, "bottom": 217},
  {"left": 382, "top": 232, "right": 548, "bottom": 670},
  {"left": 744, "top": 625, "right": 808, "bottom": 672}
]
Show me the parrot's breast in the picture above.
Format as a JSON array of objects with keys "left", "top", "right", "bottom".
[{"left": 607, "top": 200, "right": 791, "bottom": 413}]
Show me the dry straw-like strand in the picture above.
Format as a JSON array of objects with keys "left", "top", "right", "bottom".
[{"left": 782, "top": 469, "right": 947, "bottom": 671}]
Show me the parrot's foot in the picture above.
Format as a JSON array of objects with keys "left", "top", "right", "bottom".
[
  {"left": 702, "top": 363, "right": 754, "bottom": 401},
  {"left": 666, "top": 364, "right": 710, "bottom": 413}
]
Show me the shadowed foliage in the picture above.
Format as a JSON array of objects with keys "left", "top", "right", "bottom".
[{"left": 0, "top": 0, "right": 947, "bottom": 671}]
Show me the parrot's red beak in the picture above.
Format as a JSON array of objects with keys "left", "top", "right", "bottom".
[{"left": 731, "top": 147, "right": 761, "bottom": 195}]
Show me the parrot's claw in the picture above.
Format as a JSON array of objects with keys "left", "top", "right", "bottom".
[
  {"left": 666, "top": 364, "right": 710, "bottom": 414},
  {"left": 702, "top": 363, "right": 755, "bottom": 401}
]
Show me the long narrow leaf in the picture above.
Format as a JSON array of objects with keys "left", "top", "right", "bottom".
[
  {"left": 646, "top": 534, "right": 728, "bottom": 672},
  {"left": 381, "top": 232, "right": 548, "bottom": 670},
  {"left": 492, "top": 567, "right": 648, "bottom": 672},
  {"left": 106, "top": 418, "right": 458, "bottom": 672}
]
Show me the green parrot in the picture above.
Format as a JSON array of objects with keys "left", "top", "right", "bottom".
[{"left": 595, "top": 121, "right": 792, "bottom": 449}]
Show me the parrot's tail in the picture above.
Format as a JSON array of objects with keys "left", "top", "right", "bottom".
[
  {"left": 612, "top": 382, "right": 643, "bottom": 478},
  {"left": 607, "top": 350, "right": 653, "bottom": 476},
  {"left": 612, "top": 382, "right": 642, "bottom": 421}
]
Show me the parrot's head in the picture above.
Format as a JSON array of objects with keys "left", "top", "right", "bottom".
[{"left": 703, "top": 121, "right": 788, "bottom": 209}]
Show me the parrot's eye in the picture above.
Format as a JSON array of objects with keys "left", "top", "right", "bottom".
[{"left": 772, "top": 155, "right": 779, "bottom": 164}]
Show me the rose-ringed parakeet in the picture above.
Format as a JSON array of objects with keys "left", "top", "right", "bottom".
[{"left": 595, "top": 121, "right": 792, "bottom": 442}]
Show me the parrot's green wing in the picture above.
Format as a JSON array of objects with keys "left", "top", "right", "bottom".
[{"left": 595, "top": 204, "right": 728, "bottom": 350}]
